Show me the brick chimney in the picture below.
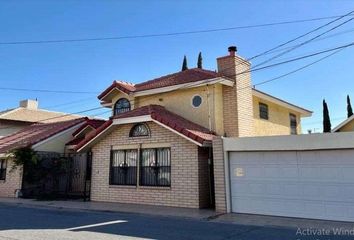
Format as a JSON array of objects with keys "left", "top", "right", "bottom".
[
  {"left": 216, "top": 46, "right": 254, "bottom": 137},
  {"left": 19, "top": 99, "right": 38, "bottom": 110}
]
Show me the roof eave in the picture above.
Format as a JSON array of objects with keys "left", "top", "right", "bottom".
[
  {"left": 332, "top": 115, "right": 354, "bottom": 132},
  {"left": 252, "top": 89, "right": 312, "bottom": 117}
]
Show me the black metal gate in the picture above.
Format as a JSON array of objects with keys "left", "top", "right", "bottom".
[{"left": 21, "top": 152, "right": 91, "bottom": 201}]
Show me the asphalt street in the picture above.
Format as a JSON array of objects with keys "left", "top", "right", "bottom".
[{"left": 0, "top": 203, "right": 353, "bottom": 240}]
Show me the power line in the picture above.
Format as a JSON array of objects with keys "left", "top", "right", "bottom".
[
  {"left": 0, "top": 14, "right": 354, "bottom": 45},
  {"left": 243, "top": 41, "right": 354, "bottom": 75},
  {"left": 0, "top": 106, "right": 106, "bottom": 131},
  {"left": 42, "top": 97, "right": 95, "bottom": 108},
  {"left": 0, "top": 87, "right": 98, "bottom": 94},
  {"left": 217, "top": 10, "right": 354, "bottom": 75},
  {"left": 252, "top": 48, "right": 345, "bottom": 88},
  {"left": 251, "top": 16, "right": 354, "bottom": 69},
  {"left": 259, "top": 28, "right": 354, "bottom": 56},
  {"left": 247, "top": 10, "right": 354, "bottom": 63},
  {"left": 125, "top": 41, "right": 354, "bottom": 106}
]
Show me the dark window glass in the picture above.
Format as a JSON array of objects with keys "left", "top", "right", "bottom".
[
  {"left": 192, "top": 95, "right": 202, "bottom": 108},
  {"left": 114, "top": 98, "right": 130, "bottom": 115},
  {"left": 290, "top": 114, "right": 297, "bottom": 135},
  {"left": 259, "top": 103, "right": 269, "bottom": 120},
  {"left": 140, "top": 148, "right": 171, "bottom": 187},
  {"left": 110, "top": 150, "right": 137, "bottom": 185},
  {"left": 0, "top": 159, "right": 6, "bottom": 180},
  {"left": 129, "top": 124, "right": 150, "bottom": 137}
]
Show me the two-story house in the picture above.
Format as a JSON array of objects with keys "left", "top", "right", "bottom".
[{"left": 75, "top": 46, "right": 312, "bottom": 209}]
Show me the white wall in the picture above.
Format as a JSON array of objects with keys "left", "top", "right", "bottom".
[{"left": 33, "top": 124, "right": 83, "bottom": 153}]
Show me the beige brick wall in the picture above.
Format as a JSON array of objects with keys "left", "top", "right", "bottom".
[
  {"left": 0, "top": 159, "right": 22, "bottom": 198},
  {"left": 217, "top": 54, "right": 254, "bottom": 137},
  {"left": 91, "top": 122, "right": 211, "bottom": 208},
  {"left": 212, "top": 137, "right": 227, "bottom": 213}
]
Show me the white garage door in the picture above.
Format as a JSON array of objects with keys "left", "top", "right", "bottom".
[{"left": 229, "top": 150, "right": 354, "bottom": 221}]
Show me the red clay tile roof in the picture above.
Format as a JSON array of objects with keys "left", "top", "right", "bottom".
[
  {"left": 75, "top": 119, "right": 113, "bottom": 151},
  {"left": 98, "top": 68, "right": 222, "bottom": 100},
  {"left": 75, "top": 105, "right": 215, "bottom": 151},
  {"left": 72, "top": 119, "right": 106, "bottom": 137},
  {"left": 0, "top": 117, "right": 87, "bottom": 153},
  {"left": 65, "top": 136, "right": 85, "bottom": 146}
]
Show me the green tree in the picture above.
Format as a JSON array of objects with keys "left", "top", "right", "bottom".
[
  {"left": 197, "top": 52, "right": 202, "bottom": 69},
  {"left": 323, "top": 99, "right": 331, "bottom": 133},
  {"left": 181, "top": 55, "right": 188, "bottom": 71},
  {"left": 347, "top": 95, "right": 353, "bottom": 118}
]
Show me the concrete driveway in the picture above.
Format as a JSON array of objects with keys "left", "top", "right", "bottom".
[{"left": 0, "top": 203, "right": 354, "bottom": 240}]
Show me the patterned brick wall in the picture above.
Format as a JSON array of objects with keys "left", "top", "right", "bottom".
[
  {"left": 91, "top": 122, "right": 211, "bottom": 208},
  {"left": 0, "top": 159, "right": 22, "bottom": 198},
  {"left": 217, "top": 54, "right": 254, "bottom": 137},
  {"left": 212, "top": 137, "right": 227, "bottom": 213}
]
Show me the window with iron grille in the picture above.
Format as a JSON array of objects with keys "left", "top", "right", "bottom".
[
  {"left": 110, "top": 150, "right": 137, "bottom": 185},
  {"left": 113, "top": 98, "right": 131, "bottom": 116},
  {"left": 259, "top": 103, "right": 269, "bottom": 120},
  {"left": 0, "top": 159, "right": 6, "bottom": 180},
  {"left": 290, "top": 114, "right": 297, "bottom": 135},
  {"left": 129, "top": 123, "right": 150, "bottom": 137},
  {"left": 140, "top": 148, "right": 171, "bottom": 187}
]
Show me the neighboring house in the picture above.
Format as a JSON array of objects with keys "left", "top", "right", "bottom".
[
  {"left": 0, "top": 99, "right": 81, "bottom": 138},
  {"left": 0, "top": 118, "right": 88, "bottom": 197},
  {"left": 332, "top": 115, "right": 354, "bottom": 132},
  {"left": 74, "top": 46, "right": 312, "bottom": 209}
]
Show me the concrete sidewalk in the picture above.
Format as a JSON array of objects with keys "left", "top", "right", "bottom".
[{"left": 0, "top": 197, "right": 217, "bottom": 220}]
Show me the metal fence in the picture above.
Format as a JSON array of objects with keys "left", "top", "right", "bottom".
[{"left": 21, "top": 152, "right": 91, "bottom": 201}]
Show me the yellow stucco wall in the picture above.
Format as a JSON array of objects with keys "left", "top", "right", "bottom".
[
  {"left": 108, "top": 85, "right": 304, "bottom": 137},
  {"left": 134, "top": 85, "right": 224, "bottom": 135},
  {"left": 253, "top": 96, "right": 301, "bottom": 136},
  {"left": 337, "top": 119, "right": 354, "bottom": 132}
]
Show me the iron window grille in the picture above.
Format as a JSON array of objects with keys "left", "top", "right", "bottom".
[
  {"left": 110, "top": 149, "right": 137, "bottom": 185},
  {"left": 259, "top": 103, "right": 269, "bottom": 120},
  {"left": 0, "top": 159, "right": 6, "bottom": 180},
  {"left": 140, "top": 148, "right": 171, "bottom": 187},
  {"left": 129, "top": 123, "right": 150, "bottom": 137},
  {"left": 113, "top": 98, "right": 131, "bottom": 116},
  {"left": 290, "top": 114, "right": 297, "bottom": 135}
]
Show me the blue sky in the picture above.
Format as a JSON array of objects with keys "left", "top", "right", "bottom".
[{"left": 0, "top": 0, "right": 353, "bottom": 133}]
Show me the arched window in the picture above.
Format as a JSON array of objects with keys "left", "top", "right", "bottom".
[
  {"left": 129, "top": 123, "right": 150, "bottom": 137},
  {"left": 114, "top": 98, "right": 130, "bottom": 115}
]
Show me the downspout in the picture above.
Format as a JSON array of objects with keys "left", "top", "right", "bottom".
[{"left": 206, "top": 85, "right": 215, "bottom": 207}]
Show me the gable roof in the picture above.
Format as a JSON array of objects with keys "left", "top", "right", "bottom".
[
  {"left": 332, "top": 115, "right": 354, "bottom": 132},
  {"left": 0, "top": 117, "right": 87, "bottom": 153},
  {"left": 0, "top": 107, "right": 82, "bottom": 124},
  {"left": 98, "top": 68, "right": 226, "bottom": 100},
  {"left": 75, "top": 105, "right": 215, "bottom": 152},
  {"left": 72, "top": 119, "right": 106, "bottom": 137}
]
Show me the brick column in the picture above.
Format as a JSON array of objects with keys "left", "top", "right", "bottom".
[{"left": 212, "top": 137, "right": 227, "bottom": 213}]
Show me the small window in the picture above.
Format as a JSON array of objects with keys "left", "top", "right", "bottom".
[
  {"left": 192, "top": 95, "right": 202, "bottom": 108},
  {"left": 140, "top": 148, "right": 171, "bottom": 187},
  {"left": 259, "top": 103, "right": 269, "bottom": 120},
  {"left": 129, "top": 123, "right": 150, "bottom": 137},
  {"left": 110, "top": 150, "right": 137, "bottom": 185},
  {"left": 0, "top": 159, "right": 6, "bottom": 180},
  {"left": 114, "top": 98, "right": 130, "bottom": 115},
  {"left": 290, "top": 114, "right": 297, "bottom": 135}
]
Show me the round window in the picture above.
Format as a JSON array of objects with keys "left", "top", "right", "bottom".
[{"left": 192, "top": 95, "right": 202, "bottom": 108}]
